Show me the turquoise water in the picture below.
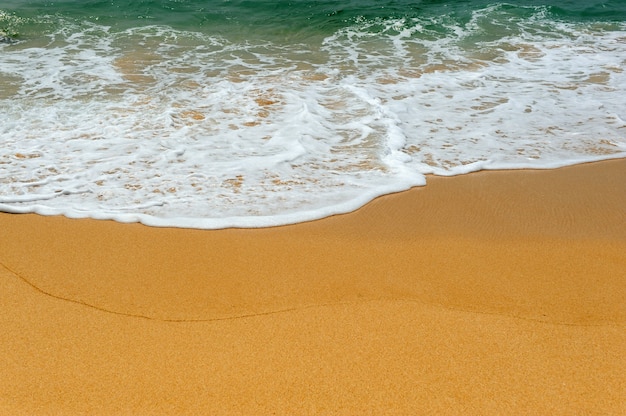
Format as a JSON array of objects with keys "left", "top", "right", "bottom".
[
  {"left": 1, "top": 1, "right": 625, "bottom": 228},
  {"left": 3, "top": 1, "right": 626, "bottom": 31},
  {"left": 3, "top": 1, "right": 626, "bottom": 42}
]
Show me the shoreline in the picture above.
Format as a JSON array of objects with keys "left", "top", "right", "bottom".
[{"left": 1, "top": 159, "right": 625, "bottom": 414}]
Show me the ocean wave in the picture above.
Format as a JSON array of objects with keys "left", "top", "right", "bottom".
[{"left": 1, "top": 3, "right": 625, "bottom": 228}]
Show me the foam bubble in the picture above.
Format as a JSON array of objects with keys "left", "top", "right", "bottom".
[{"left": 1, "top": 7, "right": 625, "bottom": 228}]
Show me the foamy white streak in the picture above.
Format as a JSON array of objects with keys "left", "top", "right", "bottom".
[{"left": 1, "top": 10, "right": 625, "bottom": 228}]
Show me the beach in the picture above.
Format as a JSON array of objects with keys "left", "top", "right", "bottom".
[
  {"left": 1, "top": 158, "right": 625, "bottom": 414},
  {"left": 2, "top": 1, "right": 626, "bottom": 413}
]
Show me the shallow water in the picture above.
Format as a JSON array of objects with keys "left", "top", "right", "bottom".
[{"left": 1, "top": 1, "right": 625, "bottom": 228}]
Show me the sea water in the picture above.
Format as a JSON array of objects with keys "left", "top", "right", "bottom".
[{"left": 1, "top": 0, "right": 625, "bottom": 228}]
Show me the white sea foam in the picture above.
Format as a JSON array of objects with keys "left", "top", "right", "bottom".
[{"left": 1, "top": 9, "right": 625, "bottom": 228}]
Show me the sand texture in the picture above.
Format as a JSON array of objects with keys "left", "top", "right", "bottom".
[{"left": 1, "top": 159, "right": 625, "bottom": 414}]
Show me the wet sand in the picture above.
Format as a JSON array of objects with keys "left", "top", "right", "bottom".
[{"left": 1, "top": 159, "right": 625, "bottom": 414}]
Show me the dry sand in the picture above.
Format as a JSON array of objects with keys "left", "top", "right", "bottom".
[{"left": 1, "top": 158, "right": 625, "bottom": 415}]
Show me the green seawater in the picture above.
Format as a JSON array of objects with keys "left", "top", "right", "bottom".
[{"left": 2, "top": 0, "right": 626, "bottom": 42}]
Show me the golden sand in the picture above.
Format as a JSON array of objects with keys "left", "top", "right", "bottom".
[{"left": 1, "top": 159, "right": 625, "bottom": 414}]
